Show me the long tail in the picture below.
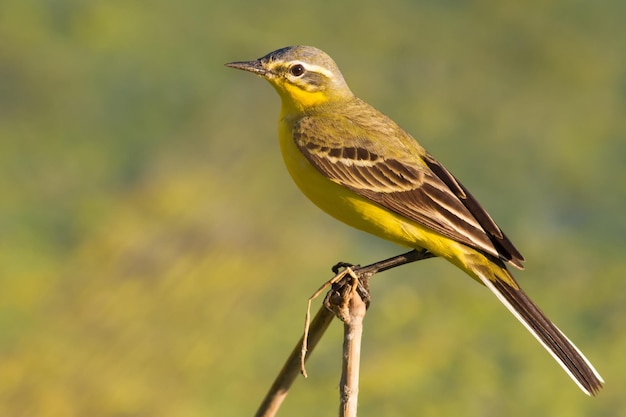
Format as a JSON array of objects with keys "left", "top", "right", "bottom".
[{"left": 474, "top": 263, "right": 604, "bottom": 396}]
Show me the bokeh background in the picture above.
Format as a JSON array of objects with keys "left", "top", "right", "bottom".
[{"left": 1, "top": 0, "right": 625, "bottom": 416}]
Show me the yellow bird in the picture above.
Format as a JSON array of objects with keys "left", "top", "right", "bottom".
[{"left": 226, "top": 45, "right": 603, "bottom": 395}]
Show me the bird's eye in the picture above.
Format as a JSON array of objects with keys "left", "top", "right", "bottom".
[{"left": 290, "top": 64, "right": 305, "bottom": 77}]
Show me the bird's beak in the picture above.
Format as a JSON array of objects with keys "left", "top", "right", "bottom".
[{"left": 225, "top": 59, "right": 267, "bottom": 76}]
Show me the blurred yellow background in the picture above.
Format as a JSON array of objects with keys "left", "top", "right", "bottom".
[{"left": 1, "top": 1, "right": 625, "bottom": 416}]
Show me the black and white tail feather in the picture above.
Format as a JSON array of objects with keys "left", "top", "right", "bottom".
[{"left": 477, "top": 268, "right": 604, "bottom": 396}]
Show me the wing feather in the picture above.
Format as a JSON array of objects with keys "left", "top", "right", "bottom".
[{"left": 292, "top": 113, "right": 524, "bottom": 268}]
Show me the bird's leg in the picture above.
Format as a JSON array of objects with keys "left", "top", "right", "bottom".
[{"left": 357, "top": 248, "right": 436, "bottom": 275}]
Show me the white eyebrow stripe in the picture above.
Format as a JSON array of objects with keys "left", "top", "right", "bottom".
[{"left": 294, "top": 61, "right": 334, "bottom": 78}]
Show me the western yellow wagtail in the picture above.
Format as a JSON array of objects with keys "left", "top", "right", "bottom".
[{"left": 226, "top": 46, "right": 603, "bottom": 395}]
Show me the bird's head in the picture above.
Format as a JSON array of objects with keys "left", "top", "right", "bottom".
[{"left": 226, "top": 46, "right": 353, "bottom": 112}]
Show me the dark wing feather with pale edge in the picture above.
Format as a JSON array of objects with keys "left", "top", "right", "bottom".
[{"left": 293, "top": 115, "right": 525, "bottom": 269}]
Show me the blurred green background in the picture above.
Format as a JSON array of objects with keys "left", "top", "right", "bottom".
[{"left": 1, "top": 0, "right": 625, "bottom": 416}]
